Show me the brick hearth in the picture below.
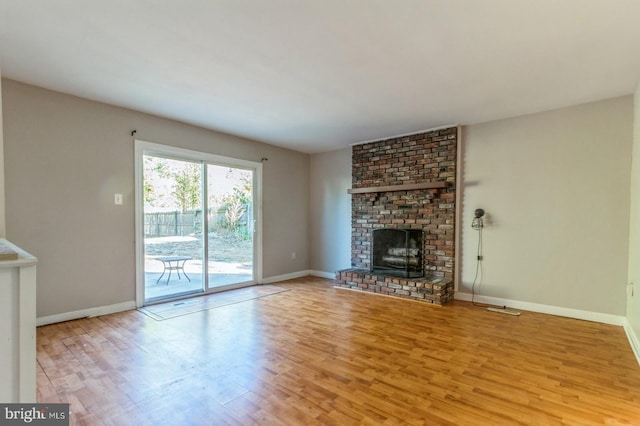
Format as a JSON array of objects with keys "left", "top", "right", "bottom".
[
  {"left": 336, "top": 126, "right": 457, "bottom": 305},
  {"left": 335, "top": 268, "right": 453, "bottom": 304}
]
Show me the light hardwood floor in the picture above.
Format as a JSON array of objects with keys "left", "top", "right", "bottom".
[{"left": 37, "top": 277, "right": 640, "bottom": 425}]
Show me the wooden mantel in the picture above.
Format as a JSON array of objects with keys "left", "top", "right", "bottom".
[{"left": 347, "top": 181, "right": 448, "bottom": 194}]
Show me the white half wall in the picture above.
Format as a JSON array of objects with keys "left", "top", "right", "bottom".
[
  {"left": 0, "top": 64, "right": 5, "bottom": 238},
  {"left": 460, "top": 96, "right": 633, "bottom": 316}
]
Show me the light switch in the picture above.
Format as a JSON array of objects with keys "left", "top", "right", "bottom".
[{"left": 114, "top": 194, "right": 123, "bottom": 205}]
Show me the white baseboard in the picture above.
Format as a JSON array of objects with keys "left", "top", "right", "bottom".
[
  {"left": 455, "top": 291, "right": 640, "bottom": 366},
  {"left": 261, "top": 270, "right": 313, "bottom": 284},
  {"left": 308, "top": 270, "right": 337, "bottom": 279},
  {"left": 37, "top": 271, "right": 338, "bottom": 326},
  {"left": 262, "top": 269, "right": 336, "bottom": 284},
  {"left": 37, "top": 301, "right": 136, "bottom": 327},
  {"left": 262, "top": 270, "right": 337, "bottom": 283},
  {"left": 454, "top": 291, "right": 625, "bottom": 326},
  {"left": 623, "top": 319, "right": 640, "bottom": 366}
]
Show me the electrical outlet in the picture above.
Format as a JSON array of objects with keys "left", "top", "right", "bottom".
[{"left": 291, "top": 251, "right": 297, "bottom": 260}]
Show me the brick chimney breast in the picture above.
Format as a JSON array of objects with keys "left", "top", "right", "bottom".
[{"left": 336, "top": 127, "right": 457, "bottom": 305}]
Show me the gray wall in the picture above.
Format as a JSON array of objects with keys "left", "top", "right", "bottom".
[
  {"left": 2, "top": 78, "right": 309, "bottom": 317},
  {"left": 309, "top": 97, "right": 633, "bottom": 316},
  {"left": 0, "top": 67, "right": 4, "bottom": 237},
  {"left": 461, "top": 96, "right": 633, "bottom": 315},
  {"left": 3, "top": 76, "right": 634, "bottom": 319},
  {"left": 309, "top": 147, "right": 351, "bottom": 273}
]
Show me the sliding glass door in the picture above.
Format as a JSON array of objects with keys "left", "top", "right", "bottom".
[
  {"left": 206, "top": 164, "right": 254, "bottom": 289},
  {"left": 136, "top": 141, "right": 261, "bottom": 306},
  {"left": 142, "top": 155, "right": 205, "bottom": 302}
]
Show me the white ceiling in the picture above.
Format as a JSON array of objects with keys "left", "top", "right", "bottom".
[{"left": 1, "top": 1, "right": 640, "bottom": 153}]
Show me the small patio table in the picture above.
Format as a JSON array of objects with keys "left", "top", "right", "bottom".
[{"left": 156, "top": 256, "right": 192, "bottom": 285}]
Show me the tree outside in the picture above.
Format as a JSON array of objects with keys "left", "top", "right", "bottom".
[
  {"left": 143, "top": 156, "right": 253, "bottom": 264},
  {"left": 144, "top": 156, "right": 201, "bottom": 212}
]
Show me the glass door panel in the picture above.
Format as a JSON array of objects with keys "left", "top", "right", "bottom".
[
  {"left": 143, "top": 155, "right": 204, "bottom": 302},
  {"left": 206, "top": 164, "right": 254, "bottom": 289}
]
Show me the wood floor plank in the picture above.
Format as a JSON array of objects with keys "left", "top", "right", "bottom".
[{"left": 36, "top": 277, "right": 640, "bottom": 425}]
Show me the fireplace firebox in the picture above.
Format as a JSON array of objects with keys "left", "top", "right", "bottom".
[{"left": 371, "top": 228, "right": 423, "bottom": 278}]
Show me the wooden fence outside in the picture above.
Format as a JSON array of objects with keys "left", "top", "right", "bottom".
[{"left": 144, "top": 206, "right": 251, "bottom": 237}]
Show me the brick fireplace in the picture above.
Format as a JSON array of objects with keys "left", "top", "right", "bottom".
[{"left": 335, "top": 126, "right": 457, "bottom": 305}]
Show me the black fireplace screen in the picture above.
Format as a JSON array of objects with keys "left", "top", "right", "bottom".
[{"left": 371, "top": 228, "right": 423, "bottom": 278}]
